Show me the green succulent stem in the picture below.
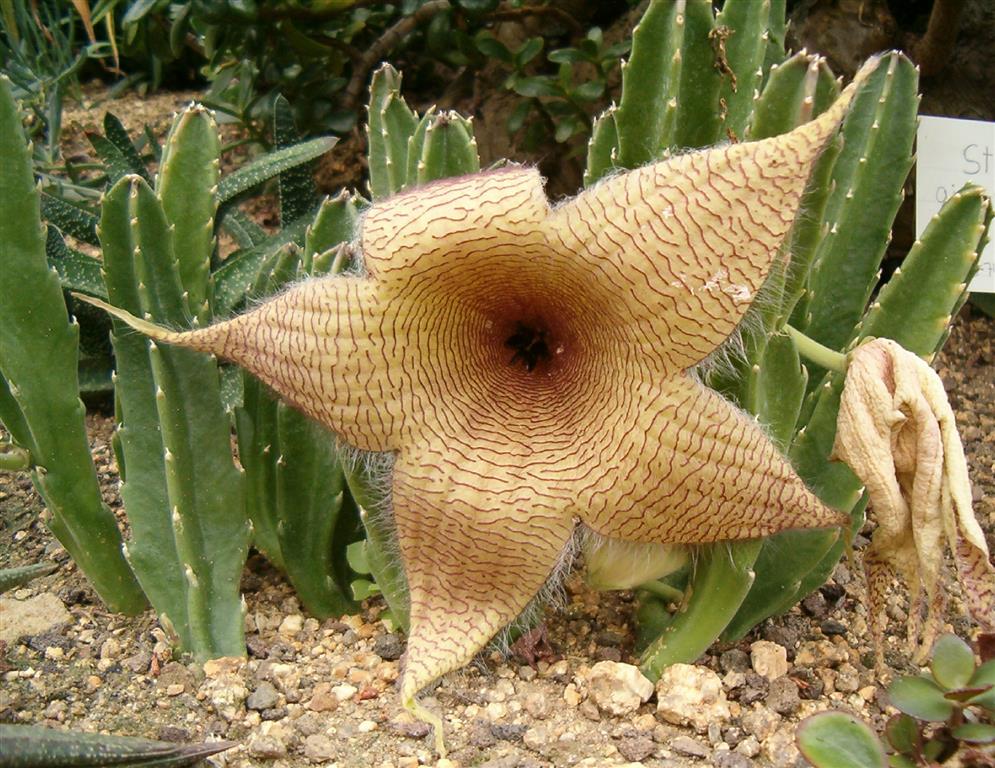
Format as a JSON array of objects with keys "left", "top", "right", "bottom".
[
  {"left": 636, "top": 579, "right": 685, "bottom": 603},
  {"left": 785, "top": 324, "right": 847, "bottom": 373},
  {"left": 639, "top": 540, "right": 762, "bottom": 680},
  {"left": 0, "top": 443, "right": 31, "bottom": 471}
]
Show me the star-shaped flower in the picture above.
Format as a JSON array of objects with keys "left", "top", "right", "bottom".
[{"left": 87, "top": 60, "right": 878, "bottom": 754}]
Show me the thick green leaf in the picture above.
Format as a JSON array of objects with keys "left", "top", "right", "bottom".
[
  {"left": 799, "top": 54, "right": 918, "bottom": 357},
  {"left": 0, "top": 76, "right": 144, "bottom": 614},
  {"left": 883, "top": 714, "right": 919, "bottom": 755},
  {"left": 715, "top": 0, "right": 782, "bottom": 140},
  {"left": 366, "top": 64, "right": 415, "bottom": 200},
  {"left": 951, "top": 722, "right": 995, "bottom": 743},
  {"left": 583, "top": 107, "right": 618, "bottom": 186},
  {"left": 796, "top": 712, "right": 887, "bottom": 768},
  {"left": 640, "top": 540, "right": 760, "bottom": 679},
  {"left": 157, "top": 105, "right": 219, "bottom": 322},
  {"left": 417, "top": 111, "right": 479, "bottom": 185}
]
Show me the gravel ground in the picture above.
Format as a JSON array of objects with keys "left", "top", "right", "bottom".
[{"left": 1, "top": 307, "right": 992, "bottom": 768}]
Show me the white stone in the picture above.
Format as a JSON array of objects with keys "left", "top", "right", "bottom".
[
  {"left": 588, "top": 661, "right": 654, "bottom": 716},
  {"left": 278, "top": 613, "right": 305, "bottom": 635},
  {"left": 332, "top": 683, "right": 358, "bottom": 702},
  {"left": 655, "top": 663, "right": 731, "bottom": 733},
  {"left": 750, "top": 640, "right": 789, "bottom": 680},
  {"left": 0, "top": 593, "right": 71, "bottom": 643}
]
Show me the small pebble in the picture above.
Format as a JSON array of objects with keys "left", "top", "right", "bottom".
[
  {"left": 765, "top": 676, "right": 800, "bottom": 715},
  {"left": 820, "top": 619, "right": 847, "bottom": 636},
  {"left": 671, "top": 735, "right": 710, "bottom": 758},
  {"left": 490, "top": 722, "right": 526, "bottom": 742},
  {"left": 246, "top": 681, "right": 280, "bottom": 711},
  {"left": 720, "top": 648, "right": 750, "bottom": 674},
  {"left": 303, "top": 733, "right": 336, "bottom": 762},
  {"left": 617, "top": 733, "right": 655, "bottom": 761},
  {"left": 750, "top": 640, "right": 788, "bottom": 681},
  {"left": 373, "top": 633, "right": 404, "bottom": 661}
]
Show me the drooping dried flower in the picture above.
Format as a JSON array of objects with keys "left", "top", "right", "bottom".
[
  {"left": 81, "top": 58, "right": 885, "bottom": 755},
  {"left": 834, "top": 337, "right": 994, "bottom": 664}
]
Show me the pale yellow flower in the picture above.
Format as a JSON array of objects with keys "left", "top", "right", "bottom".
[{"left": 82, "top": 58, "right": 886, "bottom": 755}]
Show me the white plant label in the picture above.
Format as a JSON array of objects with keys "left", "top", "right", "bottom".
[{"left": 916, "top": 115, "right": 995, "bottom": 293}]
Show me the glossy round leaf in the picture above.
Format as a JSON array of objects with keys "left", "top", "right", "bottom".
[
  {"left": 883, "top": 714, "right": 919, "bottom": 754},
  {"left": 888, "top": 676, "right": 955, "bottom": 722},
  {"left": 796, "top": 712, "right": 887, "bottom": 768},
  {"left": 951, "top": 722, "right": 995, "bottom": 744},
  {"left": 930, "top": 634, "right": 977, "bottom": 690}
]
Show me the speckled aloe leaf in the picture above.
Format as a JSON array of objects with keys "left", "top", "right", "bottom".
[
  {"left": 217, "top": 136, "right": 336, "bottom": 208},
  {"left": 45, "top": 226, "right": 106, "bottom": 300},
  {"left": 0, "top": 562, "right": 57, "bottom": 594},
  {"left": 103, "top": 112, "right": 152, "bottom": 185},
  {"left": 79, "top": 59, "right": 879, "bottom": 754},
  {"left": 39, "top": 192, "right": 99, "bottom": 246},
  {"left": 0, "top": 75, "right": 145, "bottom": 615},
  {"left": 0, "top": 723, "right": 234, "bottom": 768},
  {"left": 274, "top": 94, "right": 319, "bottom": 226},
  {"left": 796, "top": 712, "right": 887, "bottom": 768},
  {"left": 211, "top": 216, "right": 310, "bottom": 317}
]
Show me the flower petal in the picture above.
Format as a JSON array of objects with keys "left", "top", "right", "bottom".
[
  {"left": 391, "top": 440, "right": 574, "bottom": 753},
  {"left": 548, "top": 60, "right": 875, "bottom": 373},
  {"left": 80, "top": 279, "right": 403, "bottom": 451},
  {"left": 362, "top": 166, "right": 550, "bottom": 281},
  {"left": 576, "top": 375, "right": 844, "bottom": 544}
]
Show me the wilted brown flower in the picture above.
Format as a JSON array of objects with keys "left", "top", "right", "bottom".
[{"left": 835, "top": 337, "right": 994, "bottom": 664}]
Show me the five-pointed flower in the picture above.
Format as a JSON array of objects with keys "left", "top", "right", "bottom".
[{"left": 85, "top": 59, "right": 878, "bottom": 753}]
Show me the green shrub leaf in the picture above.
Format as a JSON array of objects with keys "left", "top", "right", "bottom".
[
  {"left": 930, "top": 635, "right": 978, "bottom": 691},
  {"left": 888, "top": 676, "right": 955, "bottom": 722}
]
